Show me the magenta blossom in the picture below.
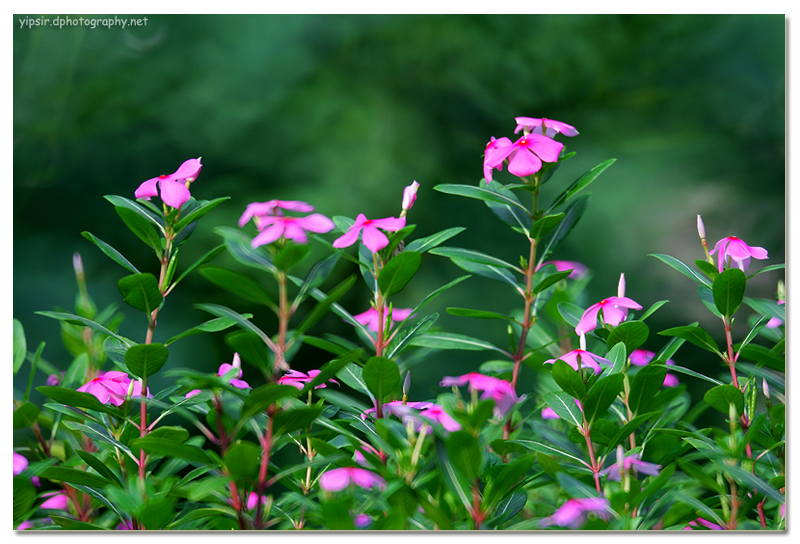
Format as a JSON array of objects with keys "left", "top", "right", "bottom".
[
  {"left": 361, "top": 400, "right": 434, "bottom": 421},
  {"left": 319, "top": 467, "right": 386, "bottom": 492},
  {"left": 402, "top": 181, "right": 420, "bottom": 212},
  {"left": 483, "top": 136, "right": 513, "bottom": 183},
  {"left": 364, "top": 401, "right": 461, "bottom": 434},
  {"left": 13, "top": 452, "right": 28, "bottom": 475},
  {"left": 440, "top": 372, "right": 521, "bottom": 418},
  {"left": 540, "top": 497, "right": 610, "bottom": 529},
  {"left": 683, "top": 518, "right": 724, "bottom": 530},
  {"left": 116, "top": 521, "right": 134, "bottom": 530},
  {"left": 630, "top": 349, "right": 679, "bottom": 387},
  {"left": 709, "top": 236, "right": 769, "bottom": 273},
  {"left": 417, "top": 405, "right": 462, "bottom": 433},
  {"left": 353, "top": 306, "right": 413, "bottom": 333},
  {"left": 354, "top": 513, "right": 373, "bottom": 528},
  {"left": 246, "top": 492, "right": 269, "bottom": 511},
  {"left": 514, "top": 117, "right": 579, "bottom": 138},
  {"left": 575, "top": 296, "right": 642, "bottom": 335},
  {"left": 354, "top": 443, "right": 381, "bottom": 467},
  {"left": 277, "top": 369, "right": 337, "bottom": 390},
  {"left": 238, "top": 200, "right": 315, "bottom": 227},
  {"left": 77, "top": 371, "right": 147, "bottom": 406},
  {"left": 135, "top": 158, "right": 202, "bottom": 209},
  {"left": 483, "top": 134, "right": 564, "bottom": 182},
  {"left": 537, "top": 260, "right": 588, "bottom": 280},
  {"left": 600, "top": 452, "right": 661, "bottom": 481},
  {"left": 40, "top": 491, "right": 70, "bottom": 511},
  {"left": 544, "top": 348, "right": 609, "bottom": 376},
  {"left": 333, "top": 213, "right": 406, "bottom": 254},
  {"left": 250, "top": 214, "right": 335, "bottom": 248},
  {"left": 217, "top": 354, "right": 250, "bottom": 389},
  {"left": 542, "top": 398, "right": 582, "bottom": 420}
]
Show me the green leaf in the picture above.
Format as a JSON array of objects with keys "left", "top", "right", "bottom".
[
  {"left": 173, "top": 197, "right": 229, "bottom": 232},
  {"left": 195, "top": 303, "right": 277, "bottom": 351},
  {"left": 165, "top": 315, "right": 244, "bottom": 346},
  {"left": 430, "top": 247, "right": 519, "bottom": 271},
  {"left": 274, "top": 243, "right": 312, "bottom": 272},
  {"left": 172, "top": 244, "right": 226, "bottom": 287},
  {"left": 746, "top": 262, "right": 785, "bottom": 279},
  {"left": 378, "top": 251, "right": 422, "bottom": 297},
  {"left": 131, "top": 438, "right": 210, "bottom": 465},
  {"left": 118, "top": 273, "right": 163, "bottom": 315},
  {"left": 537, "top": 194, "right": 590, "bottom": 263},
  {"left": 704, "top": 384, "right": 744, "bottom": 416},
  {"left": 335, "top": 363, "right": 375, "bottom": 402},
  {"left": 543, "top": 391, "right": 584, "bottom": 428},
  {"left": 296, "top": 274, "right": 357, "bottom": 336},
  {"left": 215, "top": 226, "right": 276, "bottom": 274},
  {"left": 557, "top": 301, "right": 584, "bottom": 328},
  {"left": 583, "top": 373, "right": 624, "bottom": 425},
  {"left": 13, "top": 319, "right": 26, "bottom": 375},
  {"left": 301, "top": 349, "right": 364, "bottom": 394},
  {"left": 549, "top": 359, "right": 586, "bottom": 399},
  {"left": 13, "top": 402, "right": 40, "bottom": 429},
  {"left": 36, "top": 386, "right": 123, "bottom": 417},
  {"left": 224, "top": 441, "right": 261, "bottom": 486},
  {"left": 712, "top": 268, "right": 746, "bottom": 317},
  {"left": 385, "top": 313, "right": 438, "bottom": 359},
  {"left": 649, "top": 253, "right": 711, "bottom": 287},
  {"left": 435, "top": 183, "right": 530, "bottom": 213},
  {"left": 76, "top": 451, "right": 122, "bottom": 486},
  {"left": 530, "top": 213, "right": 565, "bottom": 239},
  {"left": 659, "top": 324, "right": 721, "bottom": 355},
  {"left": 37, "top": 311, "right": 133, "bottom": 347},
  {"left": 114, "top": 205, "right": 163, "bottom": 252},
  {"left": 241, "top": 384, "right": 301, "bottom": 420},
  {"left": 695, "top": 259, "right": 719, "bottom": 281},
  {"left": 200, "top": 266, "right": 275, "bottom": 307},
  {"left": 628, "top": 364, "right": 668, "bottom": 415},
  {"left": 606, "top": 321, "right": 649, "bottom": 353},
  {"left": 271, "top": 404, "right": 325, "bottom": 436},
  {"left": 532, "top": 270, "right": 573, "bottom": 295},
  {"left": 125, "top": 343, "right": 169, "bottom": 379},
  {"left": 362, "top": 356, "right": 401, "bottom": 403},
  {"left": 482, "top": 180, "right": 532, "bottom": 234},
  {"left": 606, "top": 342, "right": 627, "bottom": 374},
  {"left": 638, "top": 299, "right": 669, "bottom": 322},
  {"left": 81, "top": 231, "right": 140, "bottom": 274},
  {"left": 411, "top": 331, "right": 509, "bottom": 355},
  {"left": 41, "top": 466, "right": 111, "bottom": 488},
  {"left": 445, "top": 430, "right": 482, "bottom": 481},
  {"left": 404, "top": 227, "right": 465, "bottom": 253},
  {"left": 547, "top": 158, "right": 616, "bottom": 213},
  {"left": 446, "top": 307, "right": 515, "bottom": 321},
  {"left": 14, "top": 477, "right": 35, "bottom": 523}
]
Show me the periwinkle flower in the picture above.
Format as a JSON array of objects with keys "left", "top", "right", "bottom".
[
  {"left": 709, "top": 236, "right": 768, "bottom": 273},
  {"left": 365, "top": 401, "right": 462, "bottom": 434},
  {"left": 440, "top": 372, "right": 521, "bottom": 418},
  {"left": 483, "top": 133, "right": 564, "bottom": 182},
  {"left": 575, "top": 296, "right": 642, "bottom": 335},
  {"left": 514, "top": 117, "right": 579, "bottom": 138},
  {"left": 540, "top": 497, "right": 610, "bottom": 529},
  {"left": 332, "top": 213, "right": 406, "bottom": 254},
  {"left": 250, "top": 214, "right": 335, "bottom": 248},
  {"left": 544, "top": 349, "right": 609, "bottom": 376},
  {"left": 40, "top": 491, "right": 70, "bottom": 511},
  {"left": 766, "top": 300, "right": 785, "bottom": 328},
  {"left": 599, "top": 452, "right": 661, "bottom": 481},
  {"left": 246, "top": 492, "right": 269, "bottom": 511},
  {"left": 277, "top": 369, "right": 337, "bottom": 390},
  {"left": 401, "top": 181, "right": 420, "bottom": 212},
  {"left": 630, "top": 349, "right": 679, "bottom": 387},
  {"left": 354, "top": 513, "right": 373, "bottom": 528},
  {"left": 135, "top": 158, "right": 202, "bottom": 209},
  {"left": 77, "top": 371, "right": 147, "bottom": 406},
  {"left": 683, "top": 518, "right": 724, "bottom": 530},
  {"left": 13, "top": 452, "right": 28, "bottom": 475},
  {"left": 353, "top": 306, "right": 413, "bottom": 333},
  {"left": 217, "top": 353, "right": 250, "bottom": 389},
  {"left": 319, "top": 467, "right": 386, "bottom": 492},
  {"left": 483, "top": 136, "right": 513, "bottom": 183},
  {"left": 238, "top": 200, "right": 315, "bottom": 228}
]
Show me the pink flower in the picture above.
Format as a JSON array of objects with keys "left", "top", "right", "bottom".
[
  {"left": 135, "top": 158, "right": 202, "bottom": 209},
  {"left": 402, "top": 181, "right": 420, "bottom": 212},
  {"left": 332, "top": 213, "right": 406, "bottom": 254},
  {"left": 483, "top": 134, "right": 564, "bottom": 182},
  {"left": 544, "top": 349, "right": 609, "bottom": 376},
  {"left": 217, "top": 354, "right": 250, "bottom": 389},
  {"left": 13, "top": 452, "right": 28, "bottom": 475},
  {"left": 483, "top": 136, "right": 513, "bottom": 183},
  {"left": 238, "top": 200, "right": 315, "bottom": 227},
  {"left": 683, "top": 518, "right": 724, "bottom": 530},
  {"left": 709, "top": 236, "right": 769, "bottom": 273},
  {"left": 353, "top": 306, "right": 413, "bottom": 333},
  {"left": 630, "top": 349, "right": 679, "bottom": 387},
  {"left": 364, "top": 402, "right": 462, "bottom": 433},
  {"left": 40, "top": 491, "right": 70, "bottom": 511},
  {"left": 246, "top": 492, "right": 269, "bottom": 511},
  {"left": 354, "top": 513, "right": 373, "bottom": 528},
  {"left": 766, "top": 300, "right": 785, "bottom": 328},
  {"left": 575, "top": 296, "right": 642, "bottom": 335},
  {"left": 417, "top": 405, "right": 462, "bottom": 433},
  {"left": 16, "top": 520, "right": 34, "bottom": 530},
  {"left": 540, "top": 497, "right": 610, "bottom": 529},
  {"left": 250, "top": 214, "right": 335, "bottom": 248},
  {"left": 537, "top": 260, "right": 588, "bottom": 279},
  {"left": 514, "top": 117, "right": 579, "bottom": 138},
  {"left": 46, "top": 374, "right": 61, "bottom": 386},
  {"left": 77, "top": 371, "right": 147, "bottom": 406},
  {"left": 277, "top": 369, "right": 337, "bottom": 390},
  {"left": 185, "top": 389, "right": 202, "bottom": 399},
  {"left": 600, "top": 452, "right": 661, "bottom": 481},
  {"left": 353, "top": 444, "right": 381, "bottom": 467},
  {"left": 361, "top": 400, "right": 434, "bottom": 421},
  {"left": 440, "top": 372, "right": 521, "bottom": 418},
  {"left": 542, "top": 399, "right": 582, "bottom": 420},
  {"left": 319, "top": 467, "right": 386, "bottom": 492}
]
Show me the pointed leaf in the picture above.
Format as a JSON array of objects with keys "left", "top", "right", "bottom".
[
  {"left": 200, "top": 266, "right": 275, "bottom": 307},
  {"left": 445, "top": 430, "right": 482, "bottom": 481},
  {"left": 404, "top": 227, "right": 465, "bottom": 254},
  {"left": 173, "top": 197, "right": 229, "bottom": 232},
  {"left": 606, "top": 320, "right": 649, "bottom": 353},
  {"left": 118, "top": 273, "right": 163, "bottom": 315},
  {"left": 547, "top": 158, "right": 616, "bottom": 212},
  {"left": 410, "top": 331, "right": 508, "bottom": 355},
  {"left": 362, "top": 356, "right": 401, "bottom": 403},
  {"left": 538, "top": 194, "right": 590, "bottom": 263},
  {"left": 378, "top": 251, "right": 422, "bottom": 297},
  {"left": 215, "top": 226, "right": 276, "bottom": 273},
  {"left": 583, "top": 373, "right": 624, "bottom": 425},
  {"left": 125, "top": 343, "right": 169, "bottom": 379},
  {"left": 649, "top": 253, "right": 711, "bottom": 287},
  {"left": 550, "top": 359, "right": 586, "bottom": 399},
  {"left": 658, "top": 325, "right": 720, "bottom": 355},
  {"left": 704, "top": 384, "right": 744, "bottom": 416},
  {"left": 81, "top": 231, "right": 140, "bottom": 274},
  {"left": 712, "top": 268, "right": 746, "bottom": 317},
  {"left": 628, "top": 364, "right": 668, "bottom": 414},
  {"left": 543, "top": 391, "right": 584, "bottom": 428},
  {"left": 13, "top": 319, "right": 26, "bottom": 375},
  {"left": 530, "top": 213, "right": 565, "bottom": 240}
]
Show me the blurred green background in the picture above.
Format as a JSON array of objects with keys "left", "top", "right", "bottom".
[{"left": 14, "top": 14, "right": 785, "bottom": 403}]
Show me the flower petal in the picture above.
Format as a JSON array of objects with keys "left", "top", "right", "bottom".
[
  {"left": 158, "top": 179, "right": 192, "bottom": 209},
  {"left": 361, "top": 225, "right": 390, "bottom": 253}
]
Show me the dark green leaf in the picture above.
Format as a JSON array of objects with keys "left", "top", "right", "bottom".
[
  {"left": 41, "top": 466, "right": 111, "bottom": 488},
  {"left": 165, "top": 315, "right": 244, "bottom": 346},
  {"left": 606, "top": 321, "right": 649, "bottom": 353},
  {"left": 49, "top": 515, "right": 110, "bottom": 530},
  {"left": 547, "top": 158, "right": 616, "bottom": 212},
  {"left": 385, "top": 313, "right": 438, "bottom": 359},
  {"left": 196, "top": 303, "right": 276, "bottom": 350},
  {"left": 296, "top": 274, "right": 357, "bottom": 336},
  {"left": 435, "top": 183, "right": 530, "bottom": 213},
  {"left": 118, "top": 273, "right": 163, "bottom": 315},
  {"left": 114, "top": 205, "right": 163, "bottom": 252},
  {"left": 695, "top": 259, "right": 719, "bottom": 281},
  {"left": 482, "top": 180, "right": 532, "bottom": 234},
  {"left": 411, "top": 331, "right": 508, "bottom": 355},
  {"left": 173, "top": 244, "right": 226, "bottom": 287},
  {"left": 241, "top": 384, "right": 301, "bottom": 420},
  {"left": 712, "top": 268, "right": 746, "bottom": 317},
  {"left": 557, "top": 301, "right": 584, "bottom": 328},
  {"left": 532, "top": 270, "right": 573, "bottom": 295},
  {"left": 629, "top": 364, "right": 668, "bottom": 414},
  {"left": 446, "top": 307, "right": 515, "bottom": 321},
  {"left": 445, "top": 430, "right": 482, "bottom": 481},
  {"left": 302, "top": 349, "right": 363, "bottom": 394},
  {"left": 201, "top": 266, "right": 275, "bottom": 307},
  {"left": 404, "top": 227, "right": 465, "bottom": 253},
  {"left": 14, "top": 477, "right": 35, "bottom": 523},
  {"left": 131, "top": 438, "right": 210, "bottom": 465},
  {"left": 430, "top": 246, "right": 519, "bottom": 271},
  {"left": 704, "top": 384, "right": 744, "bottom": 416},
  {"left": 13, "top": 319, "right": 26, "bottom": 375},
  {"left": 77, "top": 451, "right": 122, "bottom": 486},
  {"left": 224, "top": 441, "right": 261, "bottom": 485},
  {"left": 543, "top": 391, "right": 584, "bottom": 428},
  {"left": 81, "top": 231, "right": 140, "bottom": 274},
  {"left": 36, "top": 386, "right": 123, "bottom": 417},
  {"left": 530, "top": 213, "right": 565, "bottom": 239},
  {"left": 37, "top": 311, "right": 133, "bottom": 346},
  {"left": 125, "top": 343, "right": 169, "bottom": 379},
  {"left": 274, "top": 243, "right": 312, "bottom": 272},
  {"left": 649, "top": 253, "right": 711, "bottom": 287},
  {"left": 362, "top": 356, "right": 401, "bottom": 403},
  {"left": 271, "top": 404, "right": 325, "bottom": 436},
  {"left": 658, "top": 325, "right": 720, "bottom": 355},
  {"left": 378, "top": 251, "right": 422, "bottom": 297},
  {"left": 550, "top": 359, "right": 586, "bottom": 399},
  {"left": 13, "top": 402, "right": 39, "bottom": 429},
  {"left": 215, "top": 226, "right": 276, "bottom": 273},
  {"left": 583, "top": 373, "right": 624, "bottom": 424},
  {"left": 174, "top": 197, "right": 229, "bottom": 232}
]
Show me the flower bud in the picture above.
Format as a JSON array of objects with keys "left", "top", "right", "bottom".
[
  {"left": 762, "top": 378, "right": 770, "bottom": 400},
  {"left": 402, "top": 181, "right": 420, "bottom": 211},
  {"left": 403, "top": 371, "right": 411, "bottom": 397},
  {"left": 696, "top": 215, "right": 706, "bottom": 240},
  {"left": 617, "top": 273, "right": 626, "bottom": 299},
  {"left": 232, "top": 352, "right": 242, "bottom": 369}
]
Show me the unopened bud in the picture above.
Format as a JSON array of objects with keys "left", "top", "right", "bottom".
[
  {"left": 402, "top": 181, "right": 420, "bottom": 212},
  {"left": 403, "top": 372, "right": 411, "bottom": 397},
  {"left": 72, "top": 252, "right": 85, "bottom": 280},
  {"left": 579, "top": 331, "right": 587, "bottom": 352},
  {"left": 232, "top": 352, "right": 242, "bottom": 370},
  {"left": 696, "top": 215, "right": 706, "bottom": 240},
  {"left": 617, "top": 273, "right": 626, "bottom": 298},
  {"left": 762, "top": 378, "right": 770, "bottom": 400}
]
